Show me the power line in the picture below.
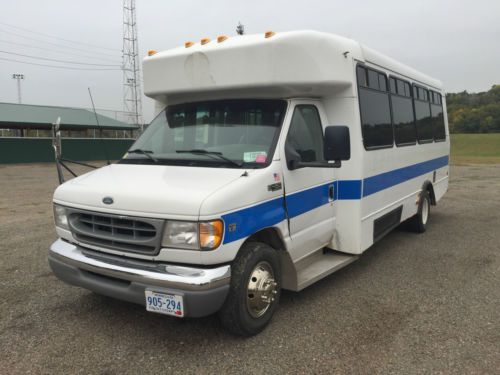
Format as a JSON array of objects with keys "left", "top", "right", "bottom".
[
  {"left": 0, "top": 20, "right": 122, "bottom": 52},
  {"left": 0, "top": 50, "right": 121, "bottom": 67},
  {"left": 0, "top": 27, "right": 121, "bottom": 58},
  {"left": 0, "top": 56, "right": 122, "bottom": 71},
  {"left": 0, "top": 39, "right": 122, "bottom": 64}
]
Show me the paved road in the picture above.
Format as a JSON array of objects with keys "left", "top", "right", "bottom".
[{"left": 0, "top": 163, "right": 499, "bottom": 374}]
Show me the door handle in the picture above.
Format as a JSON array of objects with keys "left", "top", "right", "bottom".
[{"left": 328, "top": 184, "right": 334, "bottom": 201}]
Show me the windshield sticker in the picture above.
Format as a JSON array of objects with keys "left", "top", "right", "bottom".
[
  {"left": 255, "top": 154, "right": 267, "bottom": 163},
  {"left": 244, "top": 151, "right": 267, "bottom": 163}
]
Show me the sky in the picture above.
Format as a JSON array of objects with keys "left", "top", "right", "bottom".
[{"left": 0, "top": 0, "right": 499, "bottom": 122}]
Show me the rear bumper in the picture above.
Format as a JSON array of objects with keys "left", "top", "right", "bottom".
[{"left": 48, "top": 238, "right": 231, "bottom": 318}]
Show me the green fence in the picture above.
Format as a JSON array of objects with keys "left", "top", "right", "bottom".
[{"left": 0, "top": 138, "right": 134, "bottom": 164}]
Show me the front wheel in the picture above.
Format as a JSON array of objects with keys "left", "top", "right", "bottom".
[{"left": 218, "top": 242, "right": 281, "bottom": 336}]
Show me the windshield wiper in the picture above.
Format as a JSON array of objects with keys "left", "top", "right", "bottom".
[
  {"left": 176, "top": 149, "right": 243, "bottom": 168},
  {"left": 128, "top": 149, "right": 159, "bottom": 163}
]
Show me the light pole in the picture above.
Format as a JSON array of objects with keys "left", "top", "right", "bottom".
[
  {"left": 12, "top": 73, "right": 25, "bottom": 104},
  {"left": 11, "top": 74, "right": 25, "bottom": 137}
]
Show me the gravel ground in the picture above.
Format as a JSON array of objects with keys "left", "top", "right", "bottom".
[{"left": 0, "top": 163, "right": 499, "bottom": 374}]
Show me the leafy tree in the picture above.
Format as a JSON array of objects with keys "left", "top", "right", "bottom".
[{"left": 446, "top": 85, "right": 500, "bottom": 133}]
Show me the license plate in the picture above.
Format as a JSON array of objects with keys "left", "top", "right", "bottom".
[{"left": 145, "top": 290, "right": 184, "bottom": 317}]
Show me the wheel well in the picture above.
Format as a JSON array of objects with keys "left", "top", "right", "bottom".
[
  {"left": 423, "top": 181, "right": 436, "bottom": 205},
  {"left": 245, "top": 228, "right": 286, "bottom": 251}
]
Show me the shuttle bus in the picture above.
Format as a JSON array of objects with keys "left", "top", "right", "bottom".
[{"left": 49, "top": 30, "right": 449, "bottom": 336}]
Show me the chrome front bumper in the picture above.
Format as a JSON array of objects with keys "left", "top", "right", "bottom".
[{"left": 49, "top": 239, "right": 231, "bottom": 317}]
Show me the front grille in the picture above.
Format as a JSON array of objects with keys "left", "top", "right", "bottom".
[{"left": 67, "top": 209, "right": 164, "bottom": 255}]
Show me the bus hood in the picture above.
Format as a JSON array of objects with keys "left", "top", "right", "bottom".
[{"left": 53, "top": 164, "right": 245, "bottom": 219}]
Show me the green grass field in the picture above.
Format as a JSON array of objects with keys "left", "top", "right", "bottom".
[{"left": 450, "top": 134, "right": 500, "bottom": 165}]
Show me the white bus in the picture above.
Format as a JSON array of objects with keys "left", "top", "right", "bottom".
[{"left": 49, "top": 30, "right": 449, "bottom": 336}]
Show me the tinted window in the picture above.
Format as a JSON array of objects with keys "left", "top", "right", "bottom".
[
  {"left": 431, "top": 103, "right": 446, "bottom": 141},
  {"left": 286, "top": 105, "right": 324, "bottom": 162},
  {"left": 357, "top": 66, "right": 367, "bottom": 87},
  {"left": 379, "top": 74, "right": 387, "bottom": 92},
  {"left": 404, "top": 82, "right": 411, "bottom": 97},
  {"left": 397, "top": 80, "right": 405, "bottom": 95},
  {"left": 392, "top": 95, "right": 416, "bottom": 145},
  {"left": 359, "top": 88, "right": 393, "bottom": 148},
  {"left": 390, "top": 78, "right": 397, "bottom": 94},
  {"left": 419, "top": 88, "right": 428, "bottom": 101},
  {"left": 414, "top": 100, "right": 433, "bottom": 142},
  {"left": 368, "top": 70, "right": 379, "bottom": 90}
]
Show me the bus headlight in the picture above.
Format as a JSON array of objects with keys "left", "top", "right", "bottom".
[
  {"left": 162, "top": 221, "right": 199, "bottom": 250},
  {"left": 53, "top": 204, "right": 69, "bottom": 230},
  {"left": 161, "top": 220, "right": 224, "bottom": 250}
]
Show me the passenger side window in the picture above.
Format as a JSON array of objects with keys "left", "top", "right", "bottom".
[
  {"left": 390, "top": 77, "right": 417, "bottom": 146},
  {"left": 413, "top": 85, "right": 433, "bottom": 142},
  {"left": 430, "top": 91, "right": 446, "bottom": 141},
  {"left": 357, "top": 66, "right": 393, "bottom": 149},
  {"left": 286, "top": 105, "right": 324, "bottom": 163}
]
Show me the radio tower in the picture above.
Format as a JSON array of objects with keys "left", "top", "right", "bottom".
[{"left": 122, "top": 0, "right": 143, "bottom": 131}]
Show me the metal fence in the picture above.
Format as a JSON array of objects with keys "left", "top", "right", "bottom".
[{"left": 0, "top": 137, "right": 134, "bottom": 164}]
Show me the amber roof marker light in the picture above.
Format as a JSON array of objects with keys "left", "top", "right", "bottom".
[
  {"left": 200, "top": 38, "right": 211, "bottom": 45},
  {"left": 217, "top": 35, "right": 228, "bottom": 43},
  {"left": 264, "top": 31, "right": 276, "bottom": 38},
  {"left": 184, "top": 41, "right": 194, "bottom": 48},
  {"left": 147, "top": 50, "right": 157, "bottom": 56}
]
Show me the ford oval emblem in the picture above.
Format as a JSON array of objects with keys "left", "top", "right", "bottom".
[{"left": 102, "top": 197, "right": 114, "bottom": 205}]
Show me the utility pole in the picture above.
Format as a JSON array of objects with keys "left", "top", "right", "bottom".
[
  {"left": 122, "top": 0, "right": 144, "bottom": 132},
  {"left": 12, "top": 73, "right": 24, "bottom": 104}
]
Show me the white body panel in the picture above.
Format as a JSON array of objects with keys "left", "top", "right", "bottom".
[{"left": 53, "top": 30, "right": 450, "bottom": 291}]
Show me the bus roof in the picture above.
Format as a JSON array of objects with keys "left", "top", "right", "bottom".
[{"left": 143, "top": 30, "right": 442, "bottom": 104}]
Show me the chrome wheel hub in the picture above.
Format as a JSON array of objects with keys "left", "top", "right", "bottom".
[{"left": 246, "top": 261, "right": 278, "bottom": 318}]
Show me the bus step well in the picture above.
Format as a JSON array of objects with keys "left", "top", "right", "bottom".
[{"left": 294, "top": 249, "right": 358, "bottom": 291}]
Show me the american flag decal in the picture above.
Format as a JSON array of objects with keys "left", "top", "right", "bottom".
[{"left": 273, "top": 173, "right": 280, "bottom": 182}]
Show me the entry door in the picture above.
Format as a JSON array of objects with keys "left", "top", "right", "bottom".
[{"left": 280, "top": 102, "right": 336, "bottom": 257}]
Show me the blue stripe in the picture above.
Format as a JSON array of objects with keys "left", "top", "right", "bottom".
[
  {"left": 363, "top": 155, "right": 448, "bottom": 197},
  {"left": 338, "top": 180, "right": 362, "bottom": 200},
  {"left": 222, "top": 197, "right": 285, "bottom": 244},
  {"left": 286, "top": 182, "right": 333, "bottom": 218},
  {"left": 220, "top": 155, "right": 448, "bottom": 244}
]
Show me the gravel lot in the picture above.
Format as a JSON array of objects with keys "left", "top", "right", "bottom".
[{"left": 0, "top": 163, "right": 499, "bottom": 374}]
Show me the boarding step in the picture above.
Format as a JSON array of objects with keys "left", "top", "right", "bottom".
[{"left": 295, "top": 249, "right": 358, "bottom": 291}]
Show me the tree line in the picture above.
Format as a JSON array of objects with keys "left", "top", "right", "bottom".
[{"left": 446, "top": 85, "right": 500, "bottom": 133}]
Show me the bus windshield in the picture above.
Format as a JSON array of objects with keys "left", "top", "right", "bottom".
[{"left": 122, "top": 99, "right": 287, "bottom": 168}]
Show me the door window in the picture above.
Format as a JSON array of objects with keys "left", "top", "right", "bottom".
[{"left": 286, "top": 105, "right": 324, "bottom": 163}]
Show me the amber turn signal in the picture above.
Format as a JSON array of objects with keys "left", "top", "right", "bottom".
[{"left": 199, "top": 220, "right": 223, "bottom": 250}]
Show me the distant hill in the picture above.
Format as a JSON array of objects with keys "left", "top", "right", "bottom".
[{"left": 446, "top": 85, "right": 500, "bottom": 133}]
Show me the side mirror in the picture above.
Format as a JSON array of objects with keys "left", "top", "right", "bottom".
[{"left": 324, "top": 126, "right": 350, "bottom": 162}]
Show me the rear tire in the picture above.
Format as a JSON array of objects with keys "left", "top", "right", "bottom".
[
  {"left": 218, "top": 242, "right": 281, "bottom": 336},
  {"left": 408, "top": 190, "right": 431, "bottom": 233}
]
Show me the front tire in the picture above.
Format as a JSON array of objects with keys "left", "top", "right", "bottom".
[
  {"left": 218, "top": 242, "right": 281, "bottom": 336},
  {"left": 409, "top": 189, "right": 431, "bottom": 233}
]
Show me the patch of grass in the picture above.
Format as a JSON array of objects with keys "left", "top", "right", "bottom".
[{"left": 450, "top": 134, "right": 500, "bottom": 165}]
